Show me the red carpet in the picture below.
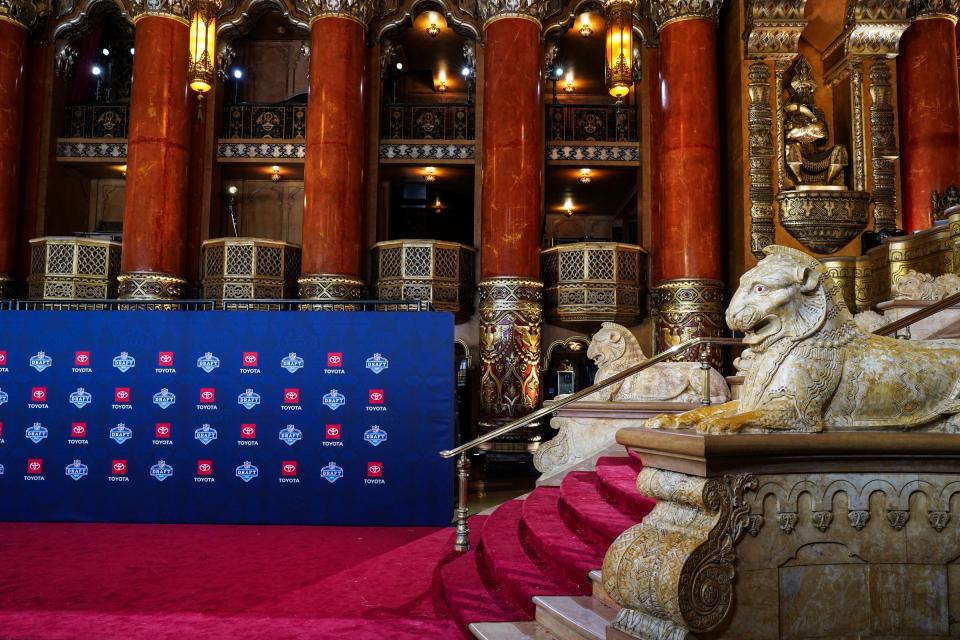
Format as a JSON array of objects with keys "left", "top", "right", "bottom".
[{"left": 0, "top": 522, "right": 470, "bottom": 640}]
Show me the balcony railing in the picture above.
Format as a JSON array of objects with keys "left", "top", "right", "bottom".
[
  {"left": 61, "top": 103, "right": 129, "bottom": 138},
  {"left": 221, "top": 103, "right": 307, "bottom": 139},
  {"left": 546, "top": 104, "right": 638, "bottom": 143},
  {"left": 381, "top": 103, "right": 475, "bottom": 141}
]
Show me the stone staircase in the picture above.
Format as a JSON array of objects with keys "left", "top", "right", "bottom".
[{"left": 438, "top": 453, "right": 653, "bottom": 639}]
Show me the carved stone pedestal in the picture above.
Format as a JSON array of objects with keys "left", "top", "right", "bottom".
[{"left": 603, "top": 428, "right": 960, "bottom": 639}]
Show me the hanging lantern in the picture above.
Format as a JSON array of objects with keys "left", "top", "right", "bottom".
[
  {"left": 605, "top": 0, "right": 634, "bottom": 99},
  {"left": 188, "top": 0, "right": 220, "bottom": 95}
]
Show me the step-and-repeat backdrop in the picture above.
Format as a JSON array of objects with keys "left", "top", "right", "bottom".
[{"left": 0, "top": 311, "right": 454, "bottom": 525}]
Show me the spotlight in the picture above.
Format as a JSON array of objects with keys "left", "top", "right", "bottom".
[
  {"left": 555, "top": 67, "right": 564, "bottom": 79},
  {"left": 232, "top": 68, "right": 243, "bottom": 80},
  {"left": 91, "top": 65, "right": 102, "bottom": 76},
  {"left": 396, "top": 62, "right": 403, "bottom": 71},
  {"left": 227, "top": 185, "right": 238, "bottom": 195},
  {"left": 130, "top": 47, "right": 135, "bottom": 55},
  {"left": 461, "top": 66, "right": 470, "bottom": 77},
  {"left": 102, "top": 47, "right": 110, "bottom": 56}
]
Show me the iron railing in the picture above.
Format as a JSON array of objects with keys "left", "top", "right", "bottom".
[
  {"left": 381, "top": 103, "right": 475, "bottom": 140},
  {"left": 6, "top": 299, "right": 433, "bottom": 312},
  {"left": 546, "top": 103, "right": 638, "bottom": 143},
  {"left": 221, "top": 103, "right": 307, "bottom": 139},
  {"left": 61, "top": 103, "right": 129, "bottom": 138}
]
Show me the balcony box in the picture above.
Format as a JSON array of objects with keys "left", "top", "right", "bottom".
[
  {"left": 542, "top": 242, "right": 646, "bottom": 327},
  {"left": 371, "top": 240, "right": 476, "bottom": 321},
  {"left": 201, "top": 238, "right": 301, "bottom": 300},
  {"left": 28, "top": 236, "right": 122, "bottom": 299}
]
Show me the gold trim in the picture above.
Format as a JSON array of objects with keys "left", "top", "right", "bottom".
[
  {"left": 483, "top": 12, "right": 541, "bottom": 28},
  {"left": 0, "top": 13, "right": 29, "bottom": 29},
  {"left": 117, "top": 271, "right": 186, "bottom": 300},
  {"left": 651, "top": 278, "right": 724, "bottom": 367},
  {"left": 912, "top": 12, "right": 958, "bottom": 23},
  {"left": 298, "top": 273, "right": 365, "bottom": 301},
  {"left": 309, "top": 12, "right": 368, "bottom": 28},
  {"left": 657, "top": 13, "right": 714, "bottom": 29},
  {"left": 132, "top": 12, "right": 191, "bottom": 25}
]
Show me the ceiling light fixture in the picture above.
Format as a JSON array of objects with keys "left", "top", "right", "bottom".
[
  {"left": 579, "top": 168, "right": 592, "bottom": 183},
  {"left": 424, "top": 166, "right": 437, "bottom": 182},
  {"left": 579, "top": 14, "right": 592, "bottom": 37}
]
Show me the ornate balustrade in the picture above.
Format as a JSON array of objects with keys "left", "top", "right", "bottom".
[
  {"left": 221, "top": 103, "right": 307, "bottom": 139},
  {"left": 542, "top": 242, "right": 645, "bottom": 327},
  {"left": 380, "top": 103, "right": 475, "bottom": 140},
  {"left": 546, "top": 104, "right": 638, "bottom": 143},
  {"left": 28, "top": 236, "right": 122, "bottom": 299},
  {"left": 201, "top": 238, "right": 301, "bottom": 300},
  {"left": 61, "top": 103, "right": 129, "bottom": 138},
  {"left": 370, "top": 240, "right": 476, "bottom": 321}
]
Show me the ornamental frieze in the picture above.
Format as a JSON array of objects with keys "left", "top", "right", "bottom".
[
  {"left": 650, "top": 0, "right": 724, "bottom": 30},
  {"left": 304, "top": 0, "right": 375, "bottom": 24},
  {"left": 129, "top": 0, "right": 189, "bottom": 23},
  {"left": 743, "top": 0, "right": 806, "bottom": 58},
  {"left": 0, "top": 0, "right": 39, "bottom": 29},
  {"left": 476, "top": 0, "right": 542, "bottom": 26}
]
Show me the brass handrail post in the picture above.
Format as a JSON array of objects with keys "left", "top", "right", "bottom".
[
  {"left": 699, "top": 345, "right": 712, "bottom": 407},
  {"left": 454, "top": 452, "right": 471, "bottom": 552}
]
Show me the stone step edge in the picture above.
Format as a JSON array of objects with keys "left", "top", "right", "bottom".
[
  {"left": 534, "top": 595, "right": 617, "bottom": 640},
  {"left": 588, "top": 569, "right": 619, "bottom": 610},
  {"left": 469, "top": 620, "right": 561, "bottom": 640}
]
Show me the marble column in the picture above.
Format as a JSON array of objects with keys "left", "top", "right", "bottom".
[
  {"left": 298, "top": 0, "right": 372, "bottom": 301},
  {"left": 477, "top": 3, "right": 543, "bottom": 426},
  {"left": 650, "top": 0, "right": 725, "bottom": 365},
  {"left": 897, "top": 4, "right": 960, "bottom": 232},
  {"left": 117, "top": 1, "right": 192, "bottom": 299},
  {"left": 0, "top": 2, "right": 35, "bottom": 298}
]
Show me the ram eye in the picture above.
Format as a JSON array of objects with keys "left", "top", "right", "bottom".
[{"left": 755, "top": 285, "right": 765, "bottom": 293}]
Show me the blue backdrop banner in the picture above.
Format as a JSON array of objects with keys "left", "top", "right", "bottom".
[{"left": 0, "top": 310, "right": 455, "bottom": 526}]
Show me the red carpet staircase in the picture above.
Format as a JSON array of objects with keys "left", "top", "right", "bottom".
[{"left": 439, "top": 453, "right": 655, "bottom": 639}]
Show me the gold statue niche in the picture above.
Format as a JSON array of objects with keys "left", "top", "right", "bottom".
[{"left": 784, "top": 56, "right": 848, "bottom": 189}]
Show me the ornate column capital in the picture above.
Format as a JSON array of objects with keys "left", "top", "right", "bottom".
[
  {"left": 305, "top": 0, "right": 375, "bottom": 27},
  {"left": 477, "top": 0, "right": 543, "bottom": 29},
  {"left": 0, "top": 0, "right": 39, "bottom": 30},
  {"left": 908, "top": 0, "right": 959, "bottom": 21},
  {"left": 651, "top": 0, "right": 724, "bottom": 31},
  {"left": 129, "top": 0, "right": 190, "bottom": 25},
  {"left": 743, "top": 0, "right": 806, "bottom": 59}
]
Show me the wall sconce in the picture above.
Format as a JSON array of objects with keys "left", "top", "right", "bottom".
[
  {"left": 426, "top": 11, "right": 442, "bottom": 37},
  {"left": 579, "top": 168, "right": 591, "bottom": 184},
  {"left": 563, "top": 196, "right": 574, "bottom": 217},
  {"left": 578, "top": 13, "right": 592, "bottom": 37},
  {"left": 271, "top": 166, "right": 281, "bottom": 182},
  {"left": 120, "top": 164, "right": 127, "bottom": 178},
  {"left": 564, "top": 69, "right": 575, "bottom": 93},
  {"left": 432, "top": 194, "right": 443, "bottom": 212},
  {"left": 605, "top": 0, "right": 635, "bottom": 100},
  {"left": 424, "top": 166, "right": 437, "bottom": 182},
  {"left": 437, "top": 69, "right": 447, "bottom": 92},
  {"left": 188, "top": 0, "right": 221, "bottom": 96}
]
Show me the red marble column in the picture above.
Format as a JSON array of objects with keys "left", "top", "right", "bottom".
[
  {"left": 651, "top": 11, "right": 724, "bottom": 364},
  {"left": 118, "top": 14, "right": 191, "bottom": 299},
  {"left": 0, "top": 19, "right": 29, "bottom": 297},
  {"left": 478, "top": 15, "right": 544, "bottom": 426},
  {"left": 898, "top": 14, "right": 960, "bottom": 232},
  {"left": 298, "top": 15, "right": 367, "bottom": 301}
]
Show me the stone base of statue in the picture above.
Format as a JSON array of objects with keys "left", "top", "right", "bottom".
[{"left": 602, "top": 427, "right": 960, "bottom": 639}]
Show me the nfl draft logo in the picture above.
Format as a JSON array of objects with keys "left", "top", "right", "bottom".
[
  {"left": 236, "top": 461, "right": 259, "bottom": 483},
  {"left": 69, "top": 387, "right": 92, "bottom": 409},
  {"left": 112, "top": 352, "right": 136, "bottom": 372},
  {"left": 281, "top": 352, "right": 304, "bottom": 373},
  {"left": 0, "top": 388, "right": 10, "bottom": 406},
  {"left": 279, "top": 424, "right": 302, "bottom": 446},
  {"left": 0, "top": 463, "right": 4, "bottom": 475},
  {"left": 153, "top": 388, "right": 176, "bottom": 409},
  {"left": 323, "top": 389, "right": 345, "bottom": 411},
  {"left": 197, "top": 352, "right": 220, "bottom": 373},
  {"left": 150, "top": 460, "right": 173, "bottom": 482},
  {"left": 110, "top": 423, "right": 133, "bottom": 444},
  {"left": 65, "top": 459, "right": 88, "bottom": 481},
  {"left": 238, "top": 389, "right": 261, "bottom": 410},
  {"left": 321, "top": 462, "right": 344, "bottom": 483},
  {"left": 29, "top": 351, "right": 52, "bottom": 372},
  {"left": 365, "top": 353, "right": 389, "bottom": 374},
  {"left": 364, "top": 425, "right": 388, "bottom": 446},
  {"left": 26, "top": 422, "right": 48, "bottom": 443},
  {"left": 195, "top": 424, "right": 218, "bottom": 445}
]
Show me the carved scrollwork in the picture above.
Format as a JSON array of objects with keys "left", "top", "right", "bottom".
[
  {"left": 650, "top": 0, "right": 723, "bottom": 30},
  {"left": 651, "top": 278, "right": 724, "bottom": 367},
  {"left": 907, "top": 0, "right": 960, "bottom": 19},
  {"left": 870, "top": 60, "right": 898, "bottom": 232},
  {"left": 117, "top": 271, "right": 186, "bottom": 300},
  {"left": 129, "top": 0, "right": 189, "bottom": 23},
  {"left": 476, "top": 0, "right": 542, "bottom": 26},
  {"left": 297, "top": 273, "right": 365, "bottom": 300},
  {"left": 743, "top": 0, "right": 806, "bottom": 58},
  {"left": 304, "top": 0, "right": 375, "bottom": 25}
]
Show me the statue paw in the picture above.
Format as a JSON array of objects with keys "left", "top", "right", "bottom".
[
  {"left": 696, "top": 416, "right": 745, "bottom": 434},
  {"left": 645, "top": 413, "right": 679, "bottom": 430}
]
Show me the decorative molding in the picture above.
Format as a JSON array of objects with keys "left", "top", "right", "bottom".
[
  {"left": 297, "top": 273, "right": 365, "bottom": 300},
  {"left": 476, "top": 0, "right": 542, "bottom": 28},
  {"left": 218, "top": 141, "right": 306, "bottom": 160},
  {"left": 53, "top": 0, "right": 134, "bottom": 43},
  {"left": 379, "top": 142, "right": 475, "bottom": 161},
  {"left": 57, "top": 140, "right": 128, "bottom": 159},
  {"left": 907, "top": 0, "right": 960, "bottom": 20},
  {"left": 869, "top": 59, "right": 898, "bottom": 232},
  {"left": 776, "top": 189, "right": 871, "bottom": 254},
  {"left": 774, "top": 58, "right": 789, "bottom": 190},
  {"left": 129, "top": 0, "right": 190, "bottom": 24},
  {"left": 546, "top": 143, "right": 640, "bottom": 164},
  {"left": 117, "top": 271, "right": 186, "bottom": 300},
  {"left": 304, "top": 0, "right": 375, "bottom": 25},
  {"left": 850, "top": 60, "right": 867, "bottom": 192},
  {"left": 216, "top": 0, "right": 310, "bottom": 40},
  {"left": 650, "top": 278, "right": 724, "bottom": 367},
  {"left": 0, "top": 0, "right": 39, "bottom": 29},
  {"left": 375, "top": 0, "right": 480, "bottom": 41},
  {"left": 742, "top": 0, "right": 806, "bottom": 58},
  {"left": 651, "top": 0, "right": 723, "bottom": 30},
  {"left": 747, "top": 60, "right": 775, "bottom": 258},
  {"left": 821, "top": 0, "right": 909, "bottom": 73}
]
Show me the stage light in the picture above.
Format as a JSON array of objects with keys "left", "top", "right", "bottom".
[
  {"left": 130, "top": 47, "right": 135, "bottom": 55},
  {"left": 555, "top": 66, "right": 564, "bottom": 79},
  {"left": 91, "top": 65, "right": 102, "bottom": 76},
  {"left": 461, "top": 66, "right": 470, "bottom": 77},
  {"left": 227, "top": 185, "right": 238, "bottom": 195},
  {"left": 396, "top": 62, "right": 403, "bottom": 71},
  {"left": 232, "top": 67, "right": 243, "bottom": 80},
  {"left": 102, "top": 47, "right": 110, "bottom": 56}
]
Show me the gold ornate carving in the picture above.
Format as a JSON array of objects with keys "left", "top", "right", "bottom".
[
  {"left": 651, "top": 279, "right": 724, "bottom": 368},
  {"left": 129, "top": 0, "right": 190, "bottom": 24},
  {"left": 297, "top": 274, "right": 365, "bottom": 301},
  {"left": 870, "top": 60, "right": 898, "bottom": 232},
  {"left": 0, "top": 0, "right": 38, "bottom": 29},
  {"left": 850, "top": 60, "right": 867, "bottom": 192},
  {"left": 305, "top": 0, "right": 376, "bottom": 25},
  {"left": 476, "top": 0, "right": 542, "bottom": 27},
  {"left": 748, "top": 61, "right": 775, "bottom": 258},
  {"left": 820, "top": 256, "right": 858, "bottom": 312},
  {"left": 602, "top": 468, "right": 757, "bottom": 637},
  {"left": 650, "top": 0, "right": 724, "bottom": 29},
  {"left": 908, "top": 0, "right": 960, "bottom": 20},
  {"left": 932, "top": 185, "right": 960, "bottom": 222},
  {"left": 774, "top": 59, "right": 790, "bottom": 191},
  {"left": 888, "top": 224, "right": 954, "bottom": 288},
  {"left": 776, "top": 189, "right": 870, "bottom": 254},
  {"left": 478, "top": 278, "right": 542, "bottom": 425},
  {"left": 822, "top": 0, "right": 910, "bottom": 72},
  {"left": 743, "top": 0, "right": 806, "bottom": 58},
  {"left": 117, "top": 270, "right": 185, "bottom": 300},
  {"left": 541, "top": 242, "right": 645, "bottom": 327},
  {"left": 201, "top": 238, "right": 301, "bottom": 300},
  {"left": 28, "top": 237, "right": 122, "bottom": 300},
  {"left": 371, "top": 240, "right": 476, "bottom": 322}
]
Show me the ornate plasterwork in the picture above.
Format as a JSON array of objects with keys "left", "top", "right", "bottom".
[
  {"left": 379, "top": 142, "right": 475, "bottom": 161},
  {"left": 219, "top": 142, "right": 306, "bottom": 160},
  {"left": 743, "top": 0, "right": 806, "bottom": 58},
  {"left": 297, "top": 274, "right": 365, "bottom": 300},
  {"left": 117, "top": 271, "right": 186, "bottom": 300},
  {"left": 650, "top": 0, "right": 723, "bottom": 29},
  {"left": 304, "top": 0, "right": 374, "bottom": 25},
  {"left": 748, "top": 61, "right": 775, "bottom": 258},
  {"left": 375, "top": 0, "right": 480, "bottom": 41},
  {"left": 651, "top": 278, "right": 724, "bottom": 368},
  {"left": 54, "top": 41, "right": 78, "bottom": 78},
  {"left": 0, "top": 0, "right": 39, "bottom": 28},
  {"left": 893, "top": 269, "right": 960, "bottom": 300},
  {"left": 129, "top": 0, "right": 189, "bottom": 23},
  {"left": 823, "top": 0, "right": 909, "bottom": 77},
  {"left": 907, "top": 0, "right": 960, "bottom": 19},
  {"left": 476, "top": 0, "right": 541, "bottom": 27}
]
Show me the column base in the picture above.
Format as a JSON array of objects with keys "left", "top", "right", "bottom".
[
  {"left": 0, "top": 275, "right": 14, "bottom": 299},
  {"left": 478, "top": 277, "right": 543, "bottom": 431},
  {"left": 117, "top": 271, "right": 186, "bottom": 300},
  {"left": 651, "top": 278, "right": 725, "bottom": 367},
  {"left": 298, "top": 274, "right": 365, "bottom": 301}
]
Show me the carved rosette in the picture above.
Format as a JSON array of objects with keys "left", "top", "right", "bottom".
[
  {"left": 651, "top": 0, "right": 724, "bottom": 30},
  {"left": 651, "top": 279, "right": 724, "bottom": 368},
  {"left": 0, "top": 0, "right": 37, "bottom": 29},
  {"left": 776, "top": 190, "right": 871, "bottom": 254},
  {"left": 129, "top": 0, "right": 190, "bottom": 24},
  {"left": 602, "top": 468, "right": 757, "bottom": 638},
  {"left": 477, "top": 0, "right": 542, "bottom": 27},
  {"left": 117, "top": 271, "right": 186, "bottom": 300},
  {"left": 297, "top": 274, "right": 365, "bottom": 301},
  {"left": 908, "top": 0, "right": 960, "bottom": 20},
  {"left": 478, "top": 278, "right": 543, "bottom": 425},
  {"left": 305, "top": 0, "right": 375, "bottom": 26},
  {"left": 748, "top": 61, "right": 775, "bottom": 258},
  {"left": 743, "top": 0, "right": 807, "bottom": 58}
]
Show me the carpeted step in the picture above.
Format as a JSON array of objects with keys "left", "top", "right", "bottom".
[
  {"left": 440, "top": 546, "right": 528, "bottom": 632},
  {"left": 518, "top": 487, "right": 603, "bottom": 590},
  {"left": 557, "top": 472, "right": 639, "bottom": 548},
  {"left": 595, "top": 457, "right": 656, "bottom": 520},
  {"left": 626, "top": 448, "right": 644, "bottom": 470},
  {"left": 476, "top": 500, "right": 582, "bottom": 617}
]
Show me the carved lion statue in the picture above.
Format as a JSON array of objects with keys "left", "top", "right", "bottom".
[
  {"left": 648, "top": 245, "right": 960, "bottom": 433},
  {"left": 585, "top": 323, "right": 730, "bottom": 404}
]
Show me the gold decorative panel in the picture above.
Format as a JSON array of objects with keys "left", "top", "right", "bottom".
[
  {"left": 201, "top": 237, "right": 301, "bottom": 300},
  {"left": 27, "top": 237, "right": 122, "bottom": 300}
]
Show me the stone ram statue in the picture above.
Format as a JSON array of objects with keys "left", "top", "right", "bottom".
[
  {"left": 648, "top": 245, "right": 960, "bottom": 433},
  {"left": 586, "top": 322, "right": 729, "bottom": 404}
]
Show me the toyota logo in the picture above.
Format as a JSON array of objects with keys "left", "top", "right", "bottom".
[
  {"left": 368, "top": 465, "right": 382, "bottom": 474},
  {"left": 201, "top": 391, "right": 214, "bottom": 400},
  {"left": 244, "top": 354, "right": 256, "bottom": 364},
  {"left": 28, "top": 462, "right": 41, "bottom": 471},
  {"left": 32, "top": 389, "right": 44, "bottom": 399},
  {"left": 73, "top": 426, "right": 84, "bottom": 435},
  {"left": 329, "top": 355, "right": 342, "bottom": 365},
  {"left": 285, "top": 391, "right": 298, "bottom": 401},
  {"left": 116, "top": 390, "right": 129, "bottom": 400},
  {"left": 327, "top": 426, "right": 339, "bottom": 436},
  {"left": 283, "top": 464, "right": 295, "bottom": 473},
  {"left": 76, "top": 353, "right": 89, "bottom": 363},
  {"left": 242, "top": 426, "right": 255, "bottom": 436},
  {"left": 199, "top": 463, "right": 211, "bottom": 472},
  {"left": 160, "top": 354, "right": 172, "bottom": 364},
  {"left": 370, "top": 392, "right": 383, "bottom": 402},
  {"left": 113, "top": 462, "right": 126, "bottom": 471},
  {"left": 157, "top": 426, "right": 170, "bottom": 435}
]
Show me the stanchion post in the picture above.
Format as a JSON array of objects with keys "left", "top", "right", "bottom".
[
  {"left": 454, "top": 452, "right": 470, "bottom": 552},
  {"left": 700, "top": 344, "right": 712, "bottom": 407}
]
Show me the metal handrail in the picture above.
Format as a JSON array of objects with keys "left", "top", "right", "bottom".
[{"left": 872, "top": 290, "right": 960, "bottom": 337}]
